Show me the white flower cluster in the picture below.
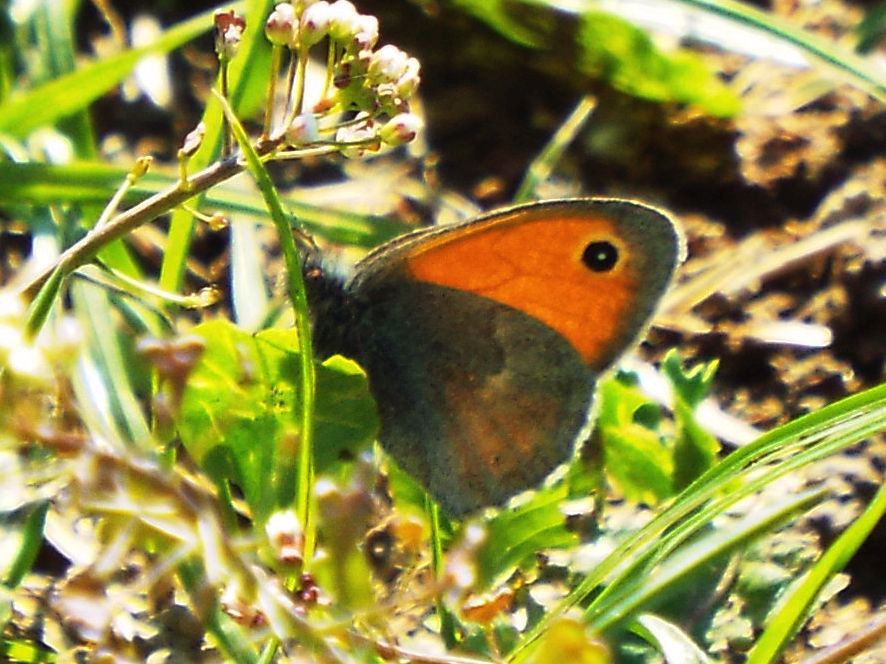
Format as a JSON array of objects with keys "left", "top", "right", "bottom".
[{"left": 265, "top": 2, "right": 422, "bottom": 153}]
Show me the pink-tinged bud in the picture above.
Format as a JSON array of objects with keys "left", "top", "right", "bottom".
[
  {"left": 285, "top": 113, "right": 320, "bottom": 145},
  {"left": 378, "top": 112, "right": 422, "bottom": 146},
  {"left": 395, "top": 56, "right": 421, "bottom": 99},
  {"left": 353, "top": 15, "right": 379, "bottom": 50},
  {"left": 299, "top": 1, "right": 331, "bottom": 48},
  {"left": 214, "top": 10, "right": 246, "bottom": 61},
  {"left": 265, "top": 3, "right": 298, "bottom": 47},
  {"left": 327, "top": 1, "right": 361, "bottom": 42}
]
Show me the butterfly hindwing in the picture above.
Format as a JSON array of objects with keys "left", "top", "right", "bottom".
[{"left": 349, "top": 277, "right": 595, "bottom": 515}]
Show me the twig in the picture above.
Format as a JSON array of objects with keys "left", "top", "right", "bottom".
[{"left": 19, "top": 140, "right": 280, "bottom": 303}]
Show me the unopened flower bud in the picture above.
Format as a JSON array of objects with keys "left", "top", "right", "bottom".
[
  {"left": 180, "top": 122, "right": 206, "bottom": 157},
  {"left": 285, "top": 113, "right": 320, "bottom": 145},
  {"left": 266, "top": 510, "right": 304, "bottom": 566},
  {"left": 214, "top": 10, "right": 246, "bottom": 61},
  {"left": 368, "top": 44, "right": 409, "bottom": 84},
  {"left": 265, "top": 3, "right": 298, "bottom": 47},
  {"left": 327, "top": 1, "right": 361, "bottom": 42},
  {"left": 353, "top": 14, "right": 379, "bottom": 50},
  {"left": 299, "top": 1, "right": 331, "bottom": 48},
  {"left": 378, "top": 112, "right": 421, "bottom": 146}
]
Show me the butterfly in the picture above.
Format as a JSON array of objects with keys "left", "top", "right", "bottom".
[{"left": 309, "top": 198, "right": 682, "bottom": 516}]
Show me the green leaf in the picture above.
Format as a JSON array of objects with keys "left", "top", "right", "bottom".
[
  {"left": 447, "top": 2, "right": 740, "bottom": 116},
  {"left": 1, "top": 501, "right": 49, "bottom": 589},
  {"left": 633, "top": 613, "right": 714, "bottom": 664},
  {"left": 663, "top": 352, "right": 721, "bottom": 491},
  {"left": 672, "top": 398, "right": 721, "bottom": 492},
  {"left": 177, "top": 320, "right": 376, "bottom": 521},
  {"left": 603, "top": 426, "right": 674, "bottom": 503},
  {"left": 314, "top": 355, "right": 379, "bottom": 472},
  {"left": 590, "top": 489, "right": 825, "bottom": 631},
  {"left": 577, "top": 11, "right": 740, "bottom": 118},
  {"left": 449, "top": 0, "right": 549, "bottom": 48},
  {"left": 476, "top": 485, "right": 578, "bottom": 588},
  {"left": 597, "top": 376, "right": 674, "bottom": 502},
  {"left": 661, "top": 351, "right": 718, "bottom": 409},
  {"left": 385, "top": 456, "right": 437, "bottom": 517}
]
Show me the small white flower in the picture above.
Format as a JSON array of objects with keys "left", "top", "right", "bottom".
[
  {"left": 299, "top": 0, "right": 331, "bottom": 47},
  {"left": 265, "top": 510, "right": 304, "bottom": 565},
  {"left": 353, "top": 14, "right": 379, "bottom": 50},
  {"left": 368, "top": 44, "right": 409, "bottom": 84},
  {"left": 327, "top": 1, "right": 361, "bottom": 42},
  {"left": 265, "top": 3, "right": 298, "bottom": 47}
]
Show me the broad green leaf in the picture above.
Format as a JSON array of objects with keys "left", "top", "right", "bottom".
[
  {"left": 177, "top": 320, "right": 376, "bottom": 521},
  {"left": 597, "top": 377, "right": 673, "bottom": 502},
  {"left": 602, "top": 426, "right": 673, "bottom": 503},
  {"left": 476, "top": 485, "right": 578, "bottom": 588},
  {"left": 314, "top": 354, "right": 379, "bottom": 472},
  {"left": 663, "top": 352, "right": 721, "bottom": 491}
]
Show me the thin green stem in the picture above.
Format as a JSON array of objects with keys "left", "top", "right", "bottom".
[
  {"left": 264, "top": 45, "right": 284, "bottom": 139},
  {"left": 282, "top": 48, "right": 299, "bottom": 121},
  {"left": 216, "top": 90, "right": 318, "bottom": 568},
  {"left": 20, "top": 153, "right": 252, "bottom": 305},
  {"left": 427, "top": 499, "right": 458, "bottom": 647},
  {"left": 285, "top": 48, "right": 309, "bottom": 130},
  {"left": 220, "top": 58, "right": 232, "bottom": 156},
  {"left": 95, "top": 157, "right": 152, "bottom": 229},
  {"left": 514, "top": 95, "right": 597, "bottom": 202},
  {"left": 322, "top": 40, "right": 336, "bottom": 99}
]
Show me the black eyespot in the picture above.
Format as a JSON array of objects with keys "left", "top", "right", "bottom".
[{"left": 582, "top": 241, "right": 618, "bottom": 272}]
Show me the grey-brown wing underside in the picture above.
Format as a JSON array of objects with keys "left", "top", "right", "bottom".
[{"left": 349, "top": 279, "right": 596, "bottom": 516}]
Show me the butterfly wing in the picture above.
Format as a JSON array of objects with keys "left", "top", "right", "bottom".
[
  {"left": 349, "top": 278, "right": 595, "bottom": 516},
  {"left": 340, "top": 199, "right": 681, "bottom": 516}
]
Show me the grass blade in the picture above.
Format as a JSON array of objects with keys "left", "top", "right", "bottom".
[
  {"left": 0, "top": 4, "right": 237, "bottom": 137},
  {"left": 745, "top": 479, "right": 886, "bottom": 663}
]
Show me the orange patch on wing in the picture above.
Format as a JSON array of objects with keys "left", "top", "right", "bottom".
[{"left": 407, "top": 215, "right": 638, "bottom": 367}]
